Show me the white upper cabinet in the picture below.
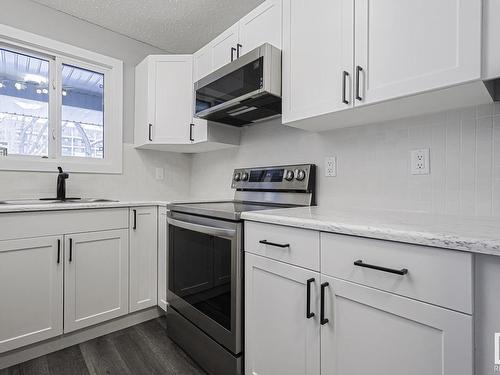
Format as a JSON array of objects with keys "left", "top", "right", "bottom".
[
  {"left": 238, "top": 0, "right": 282, "bottom": 56},
  {"left": 193, "top": 43, "right": 214, "bottom": 82},
  {"left": 321, "top": 276, "right": 473, "bottom": 375},
  {"left": 282, "top": 0, "right": 354, "bottom": 124},
  {"left": 282, "top": 0, "right": 490, "bottom": 131},
  {"left": 135, "top": 55, "right": 193, "bottom": 146},
  {"left": 483, "top": 0, "right": 500, "bottom": 80},
  {"left": 64, "top": 230, "right": 129, "bottom": 333},
  {"left": 0, "top": 237, "right": 63, "bottom": 353},
  {"left": 354, "top": 0, "right": 481, "bottom": 106},
  {"left": 193, "top": 0, "right": 282, "bottom": 82},
  {"left": 129, "top": 207, "right": 158, "bottom": 312},
  {"left": 211, "top": 23, "right": 240, "bottom": 71}
]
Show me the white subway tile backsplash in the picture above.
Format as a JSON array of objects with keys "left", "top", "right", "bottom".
[{"left": 191, "top": 103, "right": 500, "bottom": 218}]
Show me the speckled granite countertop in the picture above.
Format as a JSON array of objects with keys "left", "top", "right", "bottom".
[
  {"left": 0, "top": 200, "right": 168, "bottom": 213},
  {"left": 241, "top": 206, "right": 500, "bottom": 256}
]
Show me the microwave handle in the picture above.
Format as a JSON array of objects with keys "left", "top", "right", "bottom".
[{"left": 167, "top": 217, "right": 236, "bottom": 239}]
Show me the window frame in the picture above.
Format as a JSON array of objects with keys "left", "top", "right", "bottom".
[{"left": 0, "top": 23, "right": 123, "bottom": 174}]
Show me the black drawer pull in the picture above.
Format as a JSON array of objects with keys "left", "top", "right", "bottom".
[
  {"left": 306, "top": 278, "right": 315, "bottom": 319},
  {"left": 259, "top": 240, "right": 290, "bottom": 248},
  {"left": 69, "top": 238, "right": 73, "bottom": 263},
  {"left": 320, "top": 282, "right": 329, "bottom": 325},
  {"left": 57, "top": 239, "right": 61, "bottom": 264},
  {"left": 354, "top": 260, "right": 408, "bottom": 276},
  {"left": 148, "top": 124, "right": 153, "bottom": 141}
]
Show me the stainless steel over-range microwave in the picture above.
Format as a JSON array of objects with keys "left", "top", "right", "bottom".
[{"left": 193, "top": 43, "right": 282, "bottom": 126}]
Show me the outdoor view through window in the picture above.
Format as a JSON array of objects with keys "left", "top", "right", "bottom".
[{"left": 0, "top": 47, "right": 104, "bottom": 159}]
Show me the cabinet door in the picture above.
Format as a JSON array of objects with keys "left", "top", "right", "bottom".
[
  {"left": 157, "top": 207, "right": 168, "bottom": 311},
  {"left": 320, "top": 275, "right": 473, "bottom": 375},
  {"left": 211, "top": 23, "right": 239, "bottom": 71},
  {"left": 150, "top": 55, "right": 193, "bottom": 143},
  {"left": 64, "top": 230, "right": 129, "bottom": 333},
  {"left": 245, "top": 253, "right": 320, "bottom": 375},
  {"left": 483, "top": 0, "right": 500, "bottom": 80},
  {"left": 354, "top": 0, "right": 481, "bottom": 106},
  {"left": 282, "top": 0, "right": 354, "bottom": 125},
  {"left": 238, "top": 0, "right": 282, "bottom": 56},
  {"left": 0, "top": 237, "right": 63, "bottom": 353},
  {"left": 193, "top": 43, "right": 213, "bottom": 82},
  {"left": 130, "top": 207, "right": 158, "bottom": 312}
]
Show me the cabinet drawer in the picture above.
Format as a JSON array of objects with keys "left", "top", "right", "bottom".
[
  {"left": 321, "top": 233, "right": 473, "bottom": 314},
  {"left": 245, "top": 221, "right": 320, "bottom": 271}
]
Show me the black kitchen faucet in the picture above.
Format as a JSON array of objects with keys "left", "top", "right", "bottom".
[{"left": 56, "top": 167, "right": 69, "bottom": 201}]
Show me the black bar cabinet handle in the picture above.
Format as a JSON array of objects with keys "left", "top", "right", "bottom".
[
  {"left": 259, "top": 240, "right": 290, "bottom": 248},
  {"left": 236, "top": 43, "right": 242, "bottom": 58},
  {"left": 189, "top": 123, "right": 194, "bottom": 142},
  {"left": 231, "top": 47, "right": 236, "bottom": 62},
  {"left": 57, "top": 239, "right": 61, "bottom": 264},
  {"left": 69, "top": 238, "right": 73, "bottom": 263},
  {"left": 320, "top": 282, "right": 329, "bottom": 325},
  {"left": 354, "top": 259, "right": 408, "bottom": 276},
  {"left": 355, "top": 66, "right": 363, "bottom": 101},
  {"left": 306, "top": 278, "right": 315, "bottom": 319},
  {"left": 133, "top": 209, "right": 137, "bottom": 230},
  {"left": 342, "top": 71, "right": 349, "bottom": 105},
  {"left": 148, "top": 123, "right": 153, "bottom": 141}
]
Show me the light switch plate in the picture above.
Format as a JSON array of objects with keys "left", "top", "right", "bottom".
[
  {"left": 325, "top": 156, "right": 337, "bottom": 177},
  {"left": 410, "top": 149, "right": 430, "bottom": 175}
]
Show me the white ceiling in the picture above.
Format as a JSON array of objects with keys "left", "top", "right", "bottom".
[{"left": 31, "top": 0, "right": 265, "bottom": 53}]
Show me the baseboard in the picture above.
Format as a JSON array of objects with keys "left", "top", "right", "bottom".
[{"left": 0, "top": 307, "right": 164, "bottom": 370}]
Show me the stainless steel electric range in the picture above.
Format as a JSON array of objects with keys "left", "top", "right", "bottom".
[{"left": 166, "top": 164, "right": 316, "bottom": 375}]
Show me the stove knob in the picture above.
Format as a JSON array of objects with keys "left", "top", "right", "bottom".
[
  {"left": 284, "top": 170, "right": 294, "bottom": 181},
  {"left": 295, "top": 169, "right": 306, "bottom": 181},
  {"left": 233, "top": 172, "right": 241, "bottom": 182},
  {"left": 241, "top": 172, "right": 249, "bottom": 181}
]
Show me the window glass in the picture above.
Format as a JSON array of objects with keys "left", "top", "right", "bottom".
[
  {"left": 61, "top": 64, "right": 104, "bottom": 158},
  {"left": 0, "top": 48, "right": 49, "bottom": 156}
]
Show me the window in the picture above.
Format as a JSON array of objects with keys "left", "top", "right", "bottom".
[{"left": 0, "top": 24, "right": 123, "bottom": 173}]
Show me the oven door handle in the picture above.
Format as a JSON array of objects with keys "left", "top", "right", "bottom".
[{"left": 167, "top": 217, "right": 236, "bottom": 238}]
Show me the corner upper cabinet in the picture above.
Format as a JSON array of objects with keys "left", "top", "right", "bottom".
[
  {"left": 135, "top": 55, "right": 193, "bottom": 146},
  {"left": 354, "top": 0, "right": 481, "bottom": 106}
]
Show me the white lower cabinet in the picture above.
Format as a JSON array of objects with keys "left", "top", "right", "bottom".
[
  {"left": 157, "top": 207, "right": 168, "bottom": 311},
  {"left": 64, "top": 229, "right": 129, "bottom": 333},
  {"left": 244, "top": 222, "right": 474, "bottom": 375},
  {"left": 320, "top": 275, "right": 473, "bottom": 375},
  {"left": 129, "top": 207, "right": 158, "bottom": 312},
  {"left": 245, "top": 253, "right": 320, "bottom": 375},
  {"left": 0, "top": 237, "right": 63, "bottom": 353}
]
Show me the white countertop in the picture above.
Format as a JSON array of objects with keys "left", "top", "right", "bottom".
[
  {"left": 241, "top": 206, "right": 500, "bottom": 256},
  {"left": 0, "top": 200, "right": 168, "bottom": 213}
]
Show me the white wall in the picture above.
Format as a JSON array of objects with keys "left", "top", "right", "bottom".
[
  {"left": 0, "top": 0, "right": 192, "bottom": 201},
  {"left": 190, "top": 103, "right": 500, "bottom": 217}
]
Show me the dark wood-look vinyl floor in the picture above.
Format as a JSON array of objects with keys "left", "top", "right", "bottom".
[{"left": 1, "top": 317, "right": 207, "bottom": 375}]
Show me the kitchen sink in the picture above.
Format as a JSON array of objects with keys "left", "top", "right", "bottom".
[{"left": 0, "top": 198, "right": 118, "bottom": 205}]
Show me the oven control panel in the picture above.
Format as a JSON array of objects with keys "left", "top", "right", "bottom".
[{"left": 231, "top": 164, "right": 315, "bottom": 192}]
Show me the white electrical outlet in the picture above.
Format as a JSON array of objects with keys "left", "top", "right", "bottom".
[
  {"left": 155, "top": 167, "right": 165, "bottom": 180},
  {"left": 325, "top": 156, "right": 337, "bottom": 177},
  {"left": 410, "top": 148, "right": 430, "bottom": 175}
]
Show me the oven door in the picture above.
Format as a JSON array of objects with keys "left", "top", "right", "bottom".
[{"left": 167, "top": 211, "right": 242, "bottom": 355}]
